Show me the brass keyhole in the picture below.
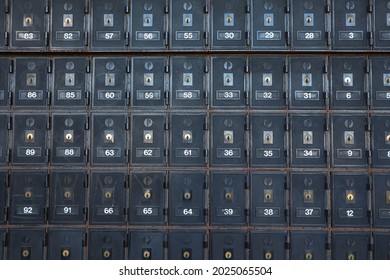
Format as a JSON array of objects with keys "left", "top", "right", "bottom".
[
  {"left": 106, "top": 18, "right": 112, "bottom": 24},
  {"left": 305, "top": 193, "right": 312, "bottom": 201},
  {"left": 304, "top": 77, "right": 310, "bottom": 84},
  {"left": 305, "top": 252, "right": 313, "bottom": 260},
  {"left": 64, "top": 191, "right": 72, "bottom": 199},
  {"left": 183, "top": 251, "right": 191, "bottom": 259},
  {"left": 265, "top": 252, "right": 272, "bottom": 260},
  {"left": 344, "top": 77, "right": 352, "bottom": 84},
  {"left": 305, "top": 134, "right": 312, "bottom": 142},
  {"left": 347, "top": 193, "right": 354, "bottom": 201},
  {"left": 185, "top": 76, "right": 191, "bottom": 83},
  {"left": 226, "top": 16, "right": 232, "bottom": 24},
  {"left": 184, "top": 192, "right": 191, "bottom": 200},
  {"left": 144, "top": 190, "right": 151, "bottom": 199},
  {"left": 185, "top": 17, "right": 191, "bottom": 24},
  {"left": 264, "top": 77, "right": 271, "bottom": 83},
  {"left": 348, "top": 17, "right": 354, "bottom": 23},
  {"left": 28, "top": 77, "right": 34, "bottom": 84},
  {"left": 65, "top": 18, "right": 71, "bottom": 24},
  {"left": 265, "top": 193, "right": 272, "bottom": 201},
  {"left": 184, "top": 133, "right": 192, "bottom": 141},
  {"left": 103, "top": 250, "right": 111, "bottom": 258},
  {"left": 386, "top": 135, "right": 390, "bottom": 142},
  {"left": 22, "top": 250, "right": 30, "bottom": 257},
  {"left": 68, "top": 77, "right": 73, "bottom": 83},
  {"left": 225, "top": 192, "right": 233, "bottom": 200},
  {"left": 146, "top": 77, "right": 152, "bottom": 83},
  {"left": 65, "top": 133, "right": 73, "bottom": 141},
  {"left": 266, "top": 17, "right": 272, "bottom": 24},
  {"left": 25, "top": 17, "right": 32, "bottom": 25},
  {"left": 225, "top": 134, "right": 232, "bottom": 141},
  {"left": 265, "top": 134, "right": 272, "bottom": 142},
  {"left": 386, "top": 77, "right": 390, "bottom": 84},
  {"left": 346, "top": 135, "right": 353, "bottom": 143},
  {"left": 225, "top": 76, "right": 232, "bottom": 84},
  {"left": 25, "top": 191, "right": 32, "bottom": 198},
  {"left": 224, "top": 251, "right": 232, "bottom": 259},
  {"left": 62, "top": 249, "right": 70, "bottom": 257},
  {"left": 145, "top": 133, "right": 152, "bottom": 140},
  {"left": 106, "top": 134, "right": 113, "bottom": 142},
  {"left": 26, "top": 133, "right": 34, "bottom": 141},
  {"left": 305, "top": 16, "right": 312, "bottom": 24},
  {"left": 143, "top": 250, "right": 151, "bottom": 259},
  {"left": 104, "top": 191, "right": 112, "bottom": 199},
  {"left": 145, "top": 17, "right": 151, "bottom": 24},
  {"left": 347, "top": 253, "right": 355, "bottom": 260}
]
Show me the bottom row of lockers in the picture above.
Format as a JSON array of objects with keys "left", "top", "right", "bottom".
[{"left": 0, "top": 229, "right": 389, "bottom": 260}]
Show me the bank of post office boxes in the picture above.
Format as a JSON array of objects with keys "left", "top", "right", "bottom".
[
  {"left": 128, "top": 231, "right": 165, "bottom": 260},
  {"left": 170, "top": 56, "right": 207, "bottom": 108},
  {"left": 330, "top": 57, "right": 367, "bottom": 109},
  {"left": 289, "top": 57, "right": 327, "bottom": 109},
  {"left": 373, "top": 233, "right": 390, "bottom": 259},
  {"left": 91, "top": 114, "right": 128, "bottom": 166},
  {"left": 49, "top": 171, "right": 86, "bottom": 224},
  {"left": 91, "top": 0, "right": 128, "bottom": 49},
  {"left": 129, "top": 172, "right": 166, "bottom": 225},
  {"left": 52, "top": 58, "right": 88, "bottom": 108},
  {"left": 131, "top": 57, "right": 167, "bottom": 108},
  {"left": 291, "top": 0, "right": 329, "bottom": 49},
  {"left": 0, "top": 114, "right": 8, "bottom": 164},
  {"left": 211, "top": 57, "right": 246, "bottom": 108},
  {"left": 370, "top": 57, "right": 390, "bottom": 109},
  {"left": 372, "top": 174, "right": 390, "bottom": 228},
  {"left": 168, "top": 230, "right": 205, "bottom": 260},
  {"left": 249, "top": 56, "right": 286, "bottom": 109},
  {"left": 131, "top": 114, "right": 166, "bottom": 165},
  {"left": 13, "top": 58, "right": 49, "bottom": 108},
  {"left": 290, "top": 173, "right": 328, "bottom": 226},
  {"left": 12, "top": 114, "right": 48, "bottom": 165},
  {"left": 92, "top": 57, "right": 129, "bottom": 108},
  {"left": 331, "top": 115, "right": 368, "bottom": 167},
  {"left": 250, "top": 231, "right": 287, "bottom": 260},
  {"left": 373, "top": 0, "right": 390, "bottom": 49},
  {"left": 332, "top": 232, "right": 370, "bottom": 260},
  {"left": 51, "top": 114, "right": 87, "bottom": 165},
  {"left": 211, "top": 114, "right": 247, "bottom": 166},
  {"left": 9, "top": 171, "right": 47, "bottom": 224},
  {"left": 210, "top": 230, "right": 247, "bottom": 260},
  {"left": 10, "top": 0, "right": 46, "bottom": 49},
  {"left": 251, "top": 0, "right": 287, "bottom": 49},
  {"left": 169, "top": 172, "right": 206, "bottom": 225},
  {"left": 250, "top": 173, "right": 287, "bottom": 226},
  {"left": 371, "top": 115, "right": 390, "bottom": 167},
  {"left": 130, "top": 0, "right": 166, "bottom": 50},
  {"left": 50, "top": 0, "right": 86, "bottom": 49},
  {"left": 169, "top": 113, "right": 206, "bottom": 166},
  {"left": 7, "top": 229, "right": 45, "bottom": 260},
  {"left": 47, "top": 229, "right": 84, "bottom": 260},
  {"left": 88, "top": 230, "right": 126, "bottom": 260},
  {"left": 0, "top": 59, "right": 10, "bottom": 108},
  {"left": 332, "top": 0, "right": 369, "bottom": 49},
  {"left": 0, "top": 172, "right": 6, "bottom": 223},
  {"left": 90, "top": 172, "right": 127, "bottom": 224},
  {"left": 210, "top": 172, "right": 247, "bottom": 225},
  {"left": 251, "top": 115, "right": 286, "bottom": 167},
  {"left": 211, "top": 0, "right": 247, "bottom": 49},
  {"left": 290, "top": 231, "right": 328, "bottom": 260},
  {"left": 290, "top": 114, "right": 327, "bottom": 167},
  {"left": 332, "top": 173, "right": 370, "bottom": 227},
  {"left": 170, "top": 0, "right": 206, "bottom": 49}
]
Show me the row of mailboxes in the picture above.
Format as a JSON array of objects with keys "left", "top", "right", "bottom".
[
  {"left": 0, "top": 229, "right": 389, "bottom": 260},
  {"left": 0, "top": 113, "right": 389, "bottom": 167},
  {"left": 1, "top": 56, "right": 390, "bottom": 109},
  {"left": 0, "top": 171, "right": 389, "bottom": 227},
  {"left": 0, "top": 0, "right": 389, "bottom": 50}
]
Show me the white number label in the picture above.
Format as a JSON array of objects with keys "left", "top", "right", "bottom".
[
  {"left": 346, "top": 92, "right": 352, "bottom": 99},
  {"left": 64, "top": 33, "right": 73, "bottom": 40},
  {"left": 183, "top": 208, "right": 193, "bottom": 215},
  {"left": 104, "top": 207, "right": 114, "bottom": 214},
  {"left": 264, "top": 150, "right": 273, "bottom": 157},
  {"left": 63, "top": 207, "right": 72, "bottom": 214},
  {"left": 305, "top": 32, "right": 314, "bottom": 39},
  {"left": 305, "top": 209, "right": 314, "bottom": 216},
  {"left": 304, "top": 150, "right": 313, "bottom": 157},
  {"left": 144, "top": 92, "right": 154, "bottom": 99},
  {"left": 263, "top": 209, "right": 274, "bottom": 216},
  {"left": 347, "top": 150, "right": 353, "bottom": 157},
  {"left": 346, "top": 210, "right": 354, "bottom": 217},
  {"left": 183, "top": 149, "right": 192, "bottom": 156},
  {"left": 143, "top": 208, "right": 153, "bottom": 215},
  {"left": 222, "top": 208, "right": 234, "bottom": 215},
  {"left": 224, "top": 32, "right": 234, "bottom": 39},
  {"left": 387, "top": 151, "right": 390, "bottom": 158},
  {"left": 66, "top": 91, "right": 75, "bottom": 98},
  {"left": 23, "top": 207, "right": 33, "bottom": 214},
  {"left": 105, "top": 150, "right": 115, "bottom": 156},
  {"left": 143, "top": 33, "right": 153, "bottom": 40},
  {"left": 224, "top": 149, "right": 234, "bottom": 156},
  {"left": 26, "top": 149, "right": 36, "bottom": 156},
  {"left": 183, "top": 91, "right": 193, "bottom": 98},
  {"left": 183, "top": 32, "right": 193, "bottom": 39},
  {"left": 349, "top": 32, "right": 354, "bottom": 39},
  {"left": 265, "top": 32, "right": 274, "bottom": 39},
  {"left": 105, "top": 33, "right": 114, "bottom": 39},
  {"left": 143, "top": 150, "right": 153, "bottom": 156},
  {"left": 224, "top": 92, "right": 234, "bottom": 98},
  {"left": 105, "top": 92, "right": 115, "bottom": 99},
  {"left": 27, "top": 91, "right": 37, "bottom": 98},
  {"left": 64, "top": 149, "right": 74, "bottom": 156},
  {"left": 24, "top": 33, "right": 34, "bottom": 39},
  {"left": 263, "top": 92, "right": 273, "bottom": 98}
]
